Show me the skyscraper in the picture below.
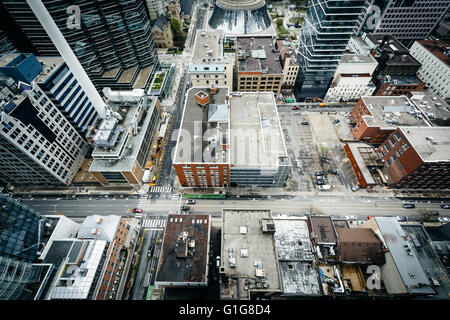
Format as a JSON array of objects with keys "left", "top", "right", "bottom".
[
  {"left": 0, "top": 53, "right": 90, "bottom": 187},
  {"left": 0, "top": 193, "right": 48, "bottom": 300},
  {"left": 2, "top": 0, "right": 160, "bottom": 91},
  {"left": 359, "top": 0, "right": 450, "bottom": 45},
  {"left": 295, "top": 0, "right": 369, "bottom": 101}
]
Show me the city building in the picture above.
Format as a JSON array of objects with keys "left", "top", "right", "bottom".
[
  {"left": 324, "top": 53, "right": 378, "bottom": 102},
  {"left": 76, "top": 215, "right": 129, "bottom": 300},
  {"left": 295, "top": 0, "right": 368, "bottom": 101},
  {"left": 344, "top": 143, "right": 383, "bottom": 189},
  {"left": 152, "top": 15, "right": 174, "bottom": 49},
  {"left": 236, "top": 37, "right": 284, "bottom": 94},
  {"left": 358, "top": 0, "right": 450, "bottom": 45},
  {"left": 0, "top": 193, "right": 49, "bottom": 300},
  {"left": 167, "top": 0, "right": 181, "bottom": 24},
  {"left": 307, "top": 216, "right": 339, "bottom": 264},
  {"left": 146, "top": 0, "right": 170, "bottom": 20},
  {"left": 155, "top": 214, "right": 211, "bottom": 288},
  {"left": 173, "top": 87, "right": 290, "bottom": 188},
  {"left": 0, "top": 30, "right": 16, "bottom": 56},
  {"left": 220, "top": 209, "right": 282, "bottom": 299},
  {"left": 363, "top": 34, "right": 425, "bottom": 97},
  {"left": 376, "top": 126, "right": 450, "bottom": 189},
  {"left": 372, "top": 217, "right": 435, "bottom": 296},
  {"left": 89, "top": 95, "right": 161, "bottom": 186},
  {"left": 3, "top": 0, "right": 160, "bottom": 91},
  {"left": 336, "top": 228, "right": 385, "bottom": 265},
  {"left": 273, "top": 217, "right": 322, "bottom": 297},
  {"left": 276, "top": 40, "right": 299, "bottom": 89},
  {"left": 409, "top": 40, "right": 450, "bottom": 101},
  {"left": 350, "top": 96, "right": 431, "bottom": 144},
  {"left": 208, "top": 0, "right": 272, "bottom": 35},
  {"left": 0, "top": 54, "right": 90, "bottom": 187},
  {"left": 189, "top": 30, "right": 233, "bottom": 91},
  {"left": 409, "top": 92, "right": 450, "bottom": 127}
]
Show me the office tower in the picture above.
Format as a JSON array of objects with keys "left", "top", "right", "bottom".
[
  {"left": 0, "top": 194, "right": 48, "bottom": 300},
  {"left": 208, "top": 0, "right": 272, "bottom": 35},
  {"left": 0, "top": 30, "right": 16, "bottom": 56},
  {"left": 359, "top": 0, "right": 450, "bottom": 44},
  {"left": 0, "top": 53, "right": 90, "bottom": 187},
  {"left": 2, "top": 0, "right": 160, "bottom": 91},
  {"left": 295, "top": 0, "right": 369, "bottom": 101}
]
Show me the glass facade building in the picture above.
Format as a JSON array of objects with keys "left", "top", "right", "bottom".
[
  {"left": 0, "top": 194, "right": 47, "bottom": 300},
  {"left": 2, "top": 0, "right": 160, "bottom": 90},
  {"left": 295, "top": 0, "right": 369, "bottom": 101}
]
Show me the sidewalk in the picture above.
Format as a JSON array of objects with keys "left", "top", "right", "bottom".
[{"left": 11, "top": 184, "right": 147, "bottom": 196}]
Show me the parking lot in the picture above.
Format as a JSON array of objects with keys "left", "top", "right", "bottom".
[{"left": 279, "top": 110, "right": 358, "bottom": 193}]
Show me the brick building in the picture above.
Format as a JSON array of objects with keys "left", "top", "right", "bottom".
[
  {"left": 350, "top": 96, "right": 431, "bottom": 144},
  {"left": 377, "top": 127, "right": 450, "bottom": 189}
]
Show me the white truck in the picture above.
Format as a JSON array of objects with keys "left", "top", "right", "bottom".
[{"left": 319, "top": 184, "right": 331, "bottom": 191}]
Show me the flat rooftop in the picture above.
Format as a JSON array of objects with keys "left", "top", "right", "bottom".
[
  {"left": 35, "top": 56, "right": 65, "bottom": 83},
  {"left": 174, "top": 87, "right": 230, "bottom": 164},
  {"left": 309, "top": 216, "right": 337, "bottom": 244},
  {"left": 236, "top": 37, "right": 283, "bottom": 75},
  {"left": 191, "top": 29, "right": 224, "bottom": 64},
  {"left": 155, "top": 214, "right": 210, "bottom": 285},
  {"left": 229, "top": 92, "right": 288, "bottom": 168},
  {"left": 221, "top": 209, "right": 282, "bottom": 296},
  {"left": 399, "top": 126, "right": 450, "bottom": 162},
  {"left": 375, "top": 217, "right": 435, "bottom": 296},
  {"left": 401, "top": 224, "right": 450, "bottom": 299},
  {"left": 410, "top": 93, "right": 450, "bottom": 126},
  {"left": 90, "top": 96, "right": 159, "bottom": 172},
  {"left": 276, "top": 40, "right": 298, "bottom": 66},
  {"left": 273, "top": 217, "right": 321, "bottom": 296},
  {"left": 361, "top": 96, "right": 429, "bottom": 128},
  {"left": 378, "top": 74, "right": 423, "bottom": 85},
  {"left": 340, "top": 54, "right": 376, "bottom": 64}
]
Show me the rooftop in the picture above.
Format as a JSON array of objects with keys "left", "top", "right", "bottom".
[
  {"left": 309, "top": 216, "right": 337, "bottom": 244},
  {"left": 76, "top": 215, "right": 121, "bottom": 242},
  {"left": 366, "top": 34, "right": 408, "bottom": 54},
  {"left": 221, "top": 209, "right": 282, "bottom": 298},
  {"left": 410, "top": 92, "right": 450, "bottom": 126},
  {"left": 90, "top": 96, "right": 159, "bottom": 172},
  {"left": 377, "top": 74, "right": 423, "bottom": 85},
  {"left": 273, "top": 217, "right": 321, "bottom": 296},
  {"left": 155, "top": 214, "right": 210, "bottom": 285},
  {"left": 174, "top": 87, "right": 230, "bottom": 164},
  {"left": 236, "top": 37, "right": 283, "bottom": 75},
  {"left": 417, "top": 40, "right": 450, "bottom": 67},
  {"left": 276, "top": 40, "right": 298, "bottom": 66},
  {"left": 398, "top": 126, "right": 450, "bottom": 162},
  {"left": 360, "top": 96, "right": 430, "bottom": 128},
  {"left": 375, "top": 217, "right": 435, "bottom": 296},
  {"left": 346, "top": 143, "right": 381, "bottom": 185},
  {"left": 191, "top": 29, "right": 224, "bottom": 64},
  {"left": 229, "top": 92, "right": 288, "bottom": 168},
  {"left": 35, "top": 57, "right": 65, "bottom": 83},
  {"left": 340, "top": 54, "right": 377, "bottom": 64},
  {"left": 336, "top": 228, "right": 384, "bottom": 264}
]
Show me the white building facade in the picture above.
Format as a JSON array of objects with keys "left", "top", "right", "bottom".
[{"left": 409, "top": 40, "right": 450, "bottom": 101}]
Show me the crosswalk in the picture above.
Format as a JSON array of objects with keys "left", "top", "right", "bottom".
[
  {"left": 142, "top": 219, "right": 167, "bottom": 229},
  {"left": 149, "top": 186, "right": 173, "bottom": 193},
  {"left": 172, "top": 193, "right": 181, "bottom": 200},
  {"left": 133, "top": 197, "right": 148, "bottom": 218}
]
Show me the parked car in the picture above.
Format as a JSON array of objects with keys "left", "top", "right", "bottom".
[
  {"left": 132, "top": 208, "right": 143, "bottom": 213},
  {"left": 396, "top": 216, "right": 408, "bottom": 222},
  {"left": 292, "top": 106, "right": 299, "bottom": 110},
  {"left": 301, "top": 121, "right": 309, "bottom": 125},
  {"left": 216, "top": 256, "right": 221, "bottom": 268},
  {"left": 438, "top": 217, "right": 450, "bottom": 223},
  {"left": 441, "top": 204, "right": 450, "bottom": 209},
  {"left": 402, "top": 203, "right": 415, "bottom": 209},
  {"left": 186, "top": 199, "right": 196, "bottom": 204},
  {"left": 345, "top": 215, "right": 357, "bottom": 221},
  {"left": 328, "top": 170, "right": 338, "bottom": 175},
  {"left": 180, "top": 205, "right": 190, "bottom": 211},
  {"left": 426, "top": 210, "right": 440, "bottom": 216},
  {"left": 333, "top": 119, "right": 340, "bottom": 124},
  {"left": 315, "top": 171, "right": 325, "bottom": 176},
  {"left": 316, "top": 180, "right": 327, "bottom": 185}
]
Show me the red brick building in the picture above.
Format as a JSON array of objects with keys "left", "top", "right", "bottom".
[
  {"left": 377, "top": 127, "right": 450, "bottom": 189},
  {"left": 351, "top": 96, "right": 431, "bottom": 144}
]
